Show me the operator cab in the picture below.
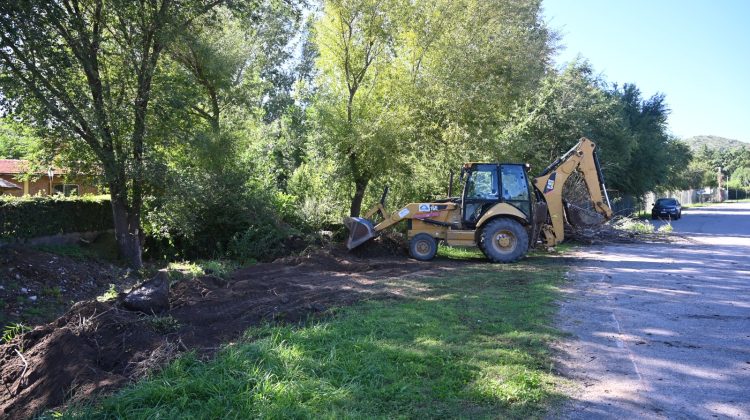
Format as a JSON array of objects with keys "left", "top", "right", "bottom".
[{"left": 461, "top": 163, "right": 531, "bottom": 228}]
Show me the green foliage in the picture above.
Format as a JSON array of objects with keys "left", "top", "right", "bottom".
[
  {"left": 0, "top": 117, "right": 42, "bottom": 159},
  {"left": 729, "top": 167, "right": 750, "bottom": 187},
  {"left": 500, "top": 61, "right": 630, "bottom": 174},
  {"left": 286, "top": 159, "right": 349, "bottom": 229},
  {"left": 614, "top": 217, "right": 654, "bottom": 234},
  {"left": 0, "top": 0, "right": 700, "bottom": 264},
  {"left": 0, "top": 195, "right": 112, "bottom": 240},
  {"left": 499, "top": 61, "right": 692, "bottom": 196},
  {"left": 657, "top": 223, "right": 673, "bottom": 233},
  {"left": 0, "top": 0, "right": 246, "bottom": 268},
  {"left": 142, "top": 160, "right": 295, "bottom": 261},
  {"left": 228, "top": 222, "right": 288, "bottom": 264},
  {"left": 69, "top": 264, "right": 566, "bottom": 418},
  {"left": 168, "top": 260, "right": 240, "bottom": 282},
  {"left": 2, "top": 323, "right": 30, "bottom": 349},
  {"left": 96, "top": 285, "right": 119, "bottom": 303},
  {"left": 313, "top": 0, "right": 554, "bottom": 216},
  {"left": 144, "top": 315, "right": 181, "bottom": 333},
  {"left": 686, "top": 142, "right": 750, "bottom": 190}
]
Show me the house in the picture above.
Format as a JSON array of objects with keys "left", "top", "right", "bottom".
[{"left": 0, "top": 159, "right": 100, "bottom": 197}]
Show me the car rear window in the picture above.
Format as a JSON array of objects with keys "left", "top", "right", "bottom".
[{"left": 656, "top": 199, "right": 677, "bottom": 205}]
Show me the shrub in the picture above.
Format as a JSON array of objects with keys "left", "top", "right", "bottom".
[
  {"left": 0, "top": 195, "right": 112, "bottom": 240},
  {"left": 227, "top": 221, "right": 287, "bottom": 264}
]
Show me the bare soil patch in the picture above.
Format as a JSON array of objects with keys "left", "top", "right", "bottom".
[
  {"left": 1, "top": 241, "right": 466, "bottom": 419},
  {"left": 0, "top": 246, "right": 132, "bottom": 331}
]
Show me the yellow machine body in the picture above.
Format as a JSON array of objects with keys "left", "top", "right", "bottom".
[{"left": 345, "top": 137, "right": 613, "bottom": 262}]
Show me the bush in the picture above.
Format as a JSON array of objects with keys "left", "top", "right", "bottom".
[
  {"left": 142, "top": 164, "right": 287, "bottom": 261},
  {"left": 227, "top": 221, "right": 287, "bottom": 264},
  {"left": 0, "top": 195, "right": 112, "bottom": 239}
]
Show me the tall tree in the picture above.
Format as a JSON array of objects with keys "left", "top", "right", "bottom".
[
  {"left": 0, "top": 0, "right": 226, "bottom": 268},
  {"left": 499, "top": 61, "right": 632, "bottom": 184},
  {"left": 314, "top": 0, "right": 404, "bottom": 217},
  {"left": 314, "top": 0, "right": 553, "bottom": 216}
]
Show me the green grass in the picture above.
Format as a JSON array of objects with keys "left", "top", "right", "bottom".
[
  {"left": 2, "top": 323, "right": 31, "bottom": 351},
  {"left": 613, "top": 217, "right": 654, "bottom": 234},
  {"left": 167, "top": 259, "right": 240, "bottom": 283},
  {"left": 66, "top": 261, "right": 567, "bottom": 419},
  {"left": 437, "top": 244, "right": 486, "bottom": 260}
]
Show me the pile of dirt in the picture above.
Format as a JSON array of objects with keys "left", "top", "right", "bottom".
[
  {"left": 0, "top": 246, "right": 132, "bottom": 331},
  {"left": 1, "top": 247, "right": 448, "bottom": 419},
  {"left": 348, "top": 231, "right": 408, "bottom": 259}
]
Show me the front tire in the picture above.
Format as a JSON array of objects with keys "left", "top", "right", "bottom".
[
  {"left": 409, "top": 233, "right": 438, "bottom": 261},
  {"left": 479, "top": 218, "right": 529, "bottom": 263}
]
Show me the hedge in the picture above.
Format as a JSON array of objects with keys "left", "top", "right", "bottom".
[{"left": 0, "top": 195, "right": 113, "bottom": 239}]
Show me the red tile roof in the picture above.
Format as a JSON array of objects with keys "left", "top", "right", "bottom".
[{"left": 0, "top": 159, "right": 65, "bottom": 175}]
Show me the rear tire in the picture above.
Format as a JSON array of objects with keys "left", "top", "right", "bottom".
[
  {"left": 409, "top": 233, "right": 438, "bottom": 261},
  {"left": 479, "top": 218, "right": 529, "bottom": 263}
]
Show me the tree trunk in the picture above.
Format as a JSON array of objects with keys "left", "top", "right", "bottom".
[
  {"left": 110, "top": 183, "right": 143, "bottom": 269},
  {"left": 350, "top": 177, "right": 369, "bottom": 217}
]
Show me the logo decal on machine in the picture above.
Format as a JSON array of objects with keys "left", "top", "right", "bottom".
[
  {"left": 418, "top": 204, "right": 443, "bottom": 212},
  {"left": 544, "top": 172, "right": 557, "bottom": 194}
]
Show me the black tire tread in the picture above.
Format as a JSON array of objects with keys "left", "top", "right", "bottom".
[
  {"left": 409, "top": 233, "right": 438, "bottom": 261},
  {"left": 479, "top": 218, "right": 529, "bottom": 263}
]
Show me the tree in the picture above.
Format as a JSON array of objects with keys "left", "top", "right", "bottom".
[
  {"left": 140, "top": 2, "right": 306, "bottom": 257},
  {"left": 730, "top": 167, "right": 750, "bottom": 187},
  {"left": 0, "top": 117, "right": 41, "bottom": 159},
  {"left": 314, "top": 0, "right": 554, "bottom": 216},
  {"left": 498, "top": 61, "right": 634, "bottom": 184},
  {"left": 314, "top": 0, "right": 405, "bottom": 217},
  {"left": 0, "top": 0, "right": 226, "bottom": 268}
]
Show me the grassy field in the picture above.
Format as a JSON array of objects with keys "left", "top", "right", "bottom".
[{"left": 64, "top": 256, "right": 567, "bottom": 419}]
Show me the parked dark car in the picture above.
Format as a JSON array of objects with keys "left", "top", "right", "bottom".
[{"left": 652, "top": 198, "right": 682, "bottom": 220}]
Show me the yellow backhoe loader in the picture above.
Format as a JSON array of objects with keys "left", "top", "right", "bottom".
[{"left": 344, "top": 137, "right": 613, "bottom": 262}]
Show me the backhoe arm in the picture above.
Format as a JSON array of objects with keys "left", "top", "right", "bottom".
[{"left": 532, "top": 137, "right": 613, "bottom": 246}]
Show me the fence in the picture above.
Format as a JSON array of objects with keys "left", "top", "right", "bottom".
[{"left": 607, "top": 187, "right": 730, "bottom": 217}]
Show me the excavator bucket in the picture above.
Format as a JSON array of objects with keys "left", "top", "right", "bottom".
[
  {"left": 566, "top": 203, "right": 606, "bottom": 227},
  {"left": 344, "top": 217, "right": 376, "bottom": 250}
]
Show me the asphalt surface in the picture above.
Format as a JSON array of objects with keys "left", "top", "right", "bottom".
[{"left": 552, "top": 202, "right": 750, "bottom": 419}]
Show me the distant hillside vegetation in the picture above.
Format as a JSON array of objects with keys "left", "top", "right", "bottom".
[{"left": 681, "top": 135, "right": 749, "bottom": 152}]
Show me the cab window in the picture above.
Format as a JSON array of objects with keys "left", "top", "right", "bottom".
[
  {"left": 465, "top": 165, "right": 498, "bottom": 200},
  {"left": 501, "top": 165, "right": 529, "bottom": 201}
]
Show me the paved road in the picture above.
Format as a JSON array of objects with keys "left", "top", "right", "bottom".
[{"left": 552, "top": 202, "right": 750, "bottom": 419}]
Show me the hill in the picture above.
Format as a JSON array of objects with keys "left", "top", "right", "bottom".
[{"left": 681, "top": 135, "right": 749, "bottom": 152}]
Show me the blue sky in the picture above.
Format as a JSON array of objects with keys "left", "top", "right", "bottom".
[{"left": 543, "top": 0, "right": 750, "bottom": 143}]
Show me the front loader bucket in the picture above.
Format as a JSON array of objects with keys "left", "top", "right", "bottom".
[{"left": 344, "top": 217, "right": 376, "bottom": 250}]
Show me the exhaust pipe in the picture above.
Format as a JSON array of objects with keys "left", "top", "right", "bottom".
[{"left": 343, "top": 217, "right": 377, "bottom": 250}]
